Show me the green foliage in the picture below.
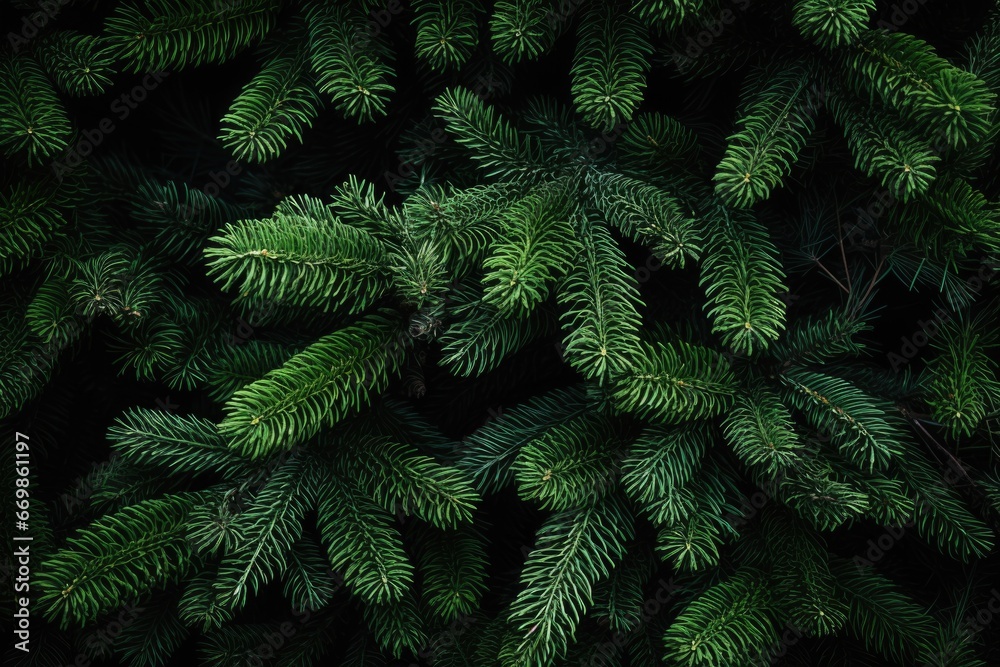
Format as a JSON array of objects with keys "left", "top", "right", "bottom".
[
  {"left": 557, "top": 210, "right": 644, "bottom": 384},
  {"left": 587, "top": 170, "right": 702, "bottom": 268},
  {"left": 132, "top": 178, "right": 243, "bottom": 261},
  {"left": 1, "top": 180, "right": 68, "bottom": 275},
  {"left": 108, "top": 407, "right": 248, "bottom": 477},
  {"left": 723, "top": 383, "right": 805, "bottom": 477},
  {"left": 503, "top": 495, "right": 633, "bottom": 666},
  {"left": 219, "top": 30, "right": 323, "bottom": 162},
  {"left": 36, "top": 492, "right": 206, "bottom": 628},
  {"left": 792, "top": 0, "right": 875, "bottom": 48},
  {"left": 713, "top": 59, "right": 818, "bottom": 208},
  {"left": 780, "top": 368, "right": 902, "bottom": 472},
  {"left": 0, "top": 54, "right": 72, "bottom": 164},
  {"left": 413, "top": 0, "right": 482, "bottom": 70},
  {"left": 571, "top": 0, "right": 652, "bottom": 131},
  {"left": 922, "top": 309, "right": 1000, "bottom": 438},
  {"left": 204, "top": 209, "right": 391, "bottom": 314},
  {"left": 512, "top": 411, "right": 624, "bottom": 510},
  {"left": 698, "top": 205, "right": 787, "bottom": 354},
  {"left": 457, "top": 385, "right": 591, "bottom": 493},
  {"left": 6, "top": 2, "right": 1000, "bottom": 666},
  {"left": 411, "top": 523, "right": 489, "bottom": 622},
  {"left": 438, "top": 280, "right": 554, "bottom": 376},
  {"left": 217, "top": 311, "right": 406, "bottom": 458},
  {"left": 348, "top": 436, "right": 480, "bottom": 528},
  {"left": 662, "top": 569, "right": 778, "bottom": 667},
  {"left": 212, "top": 451, "right": 314, "bottom": 611},
  {"left": 103, "top": 0, "right": 280, "bottom": 72},
  {"left": 305, "top": 2, "right": 395, "bottom": 123},
  {"left": 316, "top": 468, "right": 413, "bottom": 605},
  {"left": 481, "top": 180, "right": 576, "bottom": 316},
  {"left": 113, "top": 591, "right": 189, "bottom": 667},
  {"left": 37, "top": 31, "right": 116, "bottom": 96},
  {"left": 433, "top": 86, "right": 551, "bottom": 181},
  {"left": 612, "top": 339, "right": 737, "bottom": 422},
  {"left": 490, "top": 0, "right": 560, "bottom": 65},
  {"left": 843, "top": 29, "right": 997, "bottom": 150},
  {"left": 831, "top": 558, "right": 939, "bottom": 663}
]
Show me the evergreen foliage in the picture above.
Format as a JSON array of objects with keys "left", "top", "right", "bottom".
[{"left": 2, "top": 0, "right": 1000, "bottom": 666}]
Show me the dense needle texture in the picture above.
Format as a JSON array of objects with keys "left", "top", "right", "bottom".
[{"left": 2, "top": 1, "right": 1000, "bottom": 666}]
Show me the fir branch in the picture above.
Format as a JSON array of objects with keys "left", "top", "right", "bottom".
[
  {"left": 432, "top": 86, "right": 552, "bottom": 181},
  {"left": 557, "top": 209, "right": 644, "bottom": 384},
  {"left": 0, "top": 54, "right": 72, "bottom": 164},
  {"left": 571, "top": 0, "right": 652, "bottom": 131},
  {"left": 611, "top": 339, "right": 737, "bottom": 423},
  {"left": 217, "top": 311, "right": 406, "bottom": 458},
  {"left": 37, "top": 492, "right": 207, "bottom": 629},
  {"left": 103, "top": 0, "right": 280, "bottom": 72},
  {"left": 204, "top": 211, "right": 391, "bottom": 314},
  {"left": 504, "top": 494, "right": 634, "bottom": 666}
]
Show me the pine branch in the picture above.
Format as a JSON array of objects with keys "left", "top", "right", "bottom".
[
  {"left": 456, "top": 384, "right": 591, "bottom": 494},
  {"left": 212, "top": 451, "right": 314, "bottom": 611},
  {"left": 410, "top": 522, "right": 489, "bottom": 622},
  {"left": 557, "top": 209, "right": 644, "bottom": 384},
  {"left": 571, "top": 0, "right": 652, "bottom": 131},
  {"left": 780, "top": 368, "right": 903, "bottom": 472},
  {"left": 103, "top": 0, "right": 280, "bottom": 72},
  {"left": 587, "top": 170, "right": 702, "bottom": 268},
  {"left": 219, "top": 28, "right": 324, "bottom": 163},
  {"left": 481, "top": 180, "right": 577, "bottom": 317},
  {"left": 37, "top": 31, "right": 116, "bottom": 96},
  {"left": 347, "top": 436, "right": 480, "bottom": 529},
  {"left": 922, "top": 309, "right": 1000, "bottom": 438},
  {"left": 217, "top": 311, "right": 406, "bottom": 458},
  {"left": 490, "top": 0, "right": 562, "bottom": 65},
  {"left": 512, "top": 411, "right": 624, "bottom": 510},
  {"left": 662, "top": 569, "right": 778, "bottom": 667},
  {"left": 438, "top": 280, "right": 555, "bottom": 377},
  {"left": 504, "top": 494, "right": 634, "bottom": 666},
  {"left": 713, "top": 59, "right": 819, "bottom": 208},
  {"left": 305, "top": 2, "right": 395, "bottom": 122},
  {"left": 37, "top": 492, "right": 207, "bottom": 629},
  {"left": 0, "top": 54, "right": 72, "bottom": 164},
  {"left": 723, "top": 382, "right": 806, "bottom": 477},
  {"left": 699, "top": 203, "right": 788, "bottom": 354},
  {"left": 315, "top": 465, "right": 414, "bottom": 605},
  {"left": 792, "top": 0, "right": 875, "bottom": 49},
  {"left": 204, "top": 210, "right": 391, "bottom": 314},
  {"left": 108, "top": 407, "right": 250, "bottom": 477},
  {"left": 621, "top": 421, "right": 710, "bottom": 526},
  {"left": 113, "top": 590, "right": 188, "bottom": 667},
  {"left": 413, "top": 0, "right": 481, "bottom": 70},
  {"left": 432, "top": 86, "right": 552, "bottom": 181},
  {"left": 830, "top": 557, "right": 938, "bottom": 664},
  {"left": 611, "top": 339, "right": 737, "bottom": 423}
]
